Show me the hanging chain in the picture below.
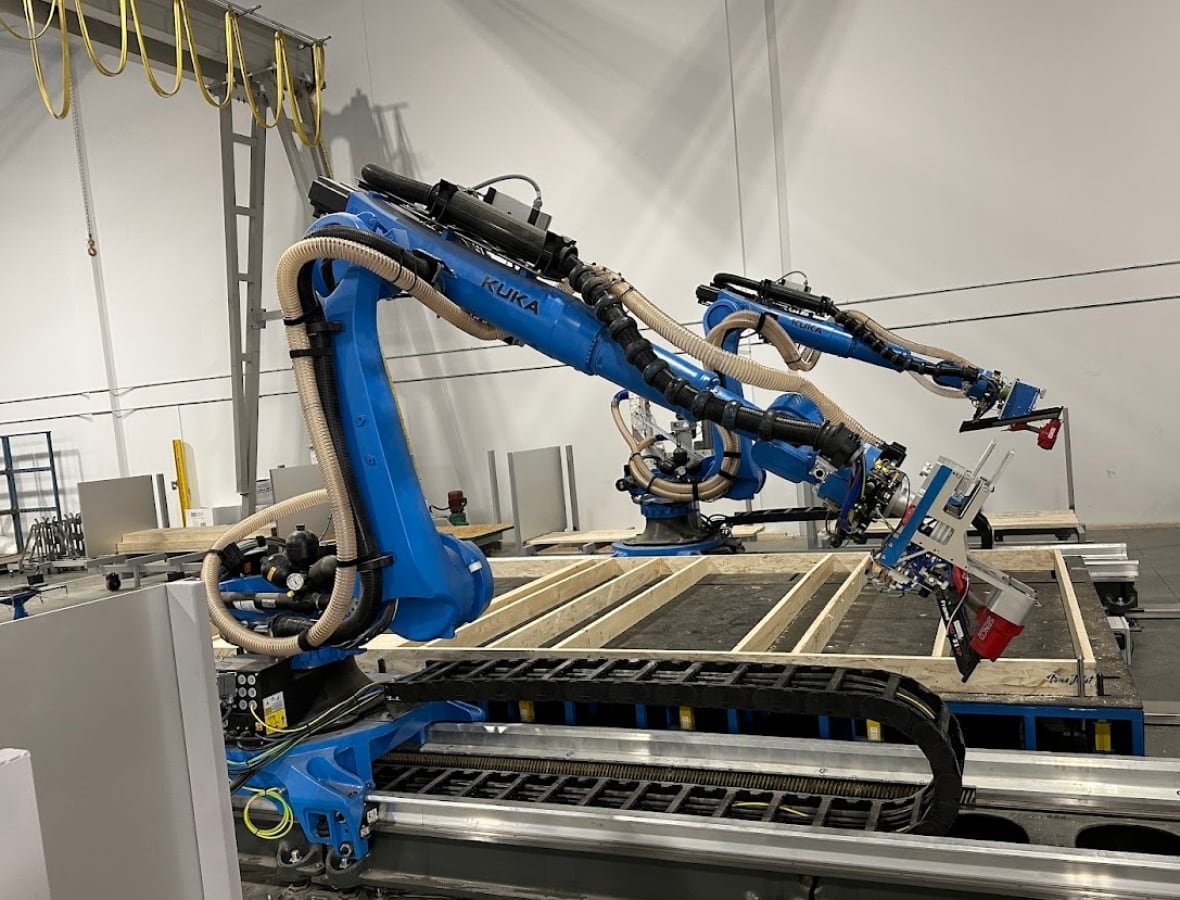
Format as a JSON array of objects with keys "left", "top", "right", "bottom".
[{"left": 69, "top": 80, "right": 97, "bottom": 257}]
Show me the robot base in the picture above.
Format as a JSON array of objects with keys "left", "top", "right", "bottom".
[
  {"left": 613, "top": 505, "right": 743, "bottom": 557},
  {"left": 223, "top": 654, "right": 484, "bottom": 873},
  {"left": 613, "top": 536, "right": 735, "bottom": 556}
]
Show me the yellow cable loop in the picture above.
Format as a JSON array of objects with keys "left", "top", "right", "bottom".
[
  {"left": 277, "top": 32, "right": 325, "bottom": 147},
  {"left": 128, "top": 0, "right": 183, "bottom": 97},
  {"left": 24, "top": 0, "right": 71, "bottom": 119},
  {"left": 74, "top": 0, "right": 128, "bottom": 76},
  {"left": 5, "top": 0, "right": 324, "bottom": 134},
  {"left": 0, "top": 0, "right": 57, "bottom": 40},
  {"left": 180, "top": 2, "right": 234, "bottom": 108},
  {"left": 232, "top": 15, "right": 285, "bottom": 129},
  {"left": 242, "top": 788, "right": 294, "bottom": 840}
]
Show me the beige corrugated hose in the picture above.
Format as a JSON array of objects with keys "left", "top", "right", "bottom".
[
  {"left": 610, "top": 395, "right": 741, "bottom": 502},
  {"left": 206, "top": 236, "right": 506, "bottom": 657},
  {"left": 702, "top": 310, "right": 881, "bottom": 444},
  {"left": 586, "top": 265, "right": 882, "bottom": 446},
  {"left": 842, "top": 309, "right": 974, "bottom": 399}
]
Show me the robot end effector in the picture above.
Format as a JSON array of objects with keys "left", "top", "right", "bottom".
[{"left": 831, "top": 440, "right": 1037, "bottom": 681}]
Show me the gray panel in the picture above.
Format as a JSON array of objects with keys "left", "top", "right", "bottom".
[
  {"left": 154, "top": 473, "right": 171, "bottom": 528},
  {"left": 507, "top": 446, "right": 567, "bottom": 543},
  {"left": 487, "top": 450, "right": 502, "bottom": 523},
  {"left": 0, "top": 587, "right": 240, "bottom": 899},
  {"left": 77, "top": 474, "right": 160, "bottom": 555},
  {"left": 270, "top": 464, "right": 330, "bottom": 539},
  {"left": 564, "top": 444, "right": 581, "bottom": 531},
  {"left": 166, "top": 581, "right": 245, "bottom": 899}
]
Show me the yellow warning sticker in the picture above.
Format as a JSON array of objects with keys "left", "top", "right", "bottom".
[
  {"left": 1095, "top": 720, "right": 1111, "bottom": 753},
  {"left": 262, "top": 691, "right": 288, "bottom": 734}
]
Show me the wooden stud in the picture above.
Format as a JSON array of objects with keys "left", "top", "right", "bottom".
[
  {"left": 488, "top": 557, "right": 601, "bottom": 579},
  {"left": 931, "top": 623, "right": 950, "bottom": 658},
  {"left": 492, "top": 559, "right": 669, "bottom": 649},
  {"left": 483, "top": 558, "right": 600, "bottom": 609},
  {"left": 732, "top": 554, "right": 836, "bottom": 653},
  {"left": 1055, "top": 549, "right": 1096, "bottom": 664},
  {"left": 708, "top": 552, "right": 842, "bottom": 576},
  {"left": 791, "top": 555, "right": 871, "bottom": 654},
  {"left": 423, "top": 559, "right": 621, "bottom": 648},
  {"left": 527, "top": 525, "right": 763, "bottom": 549},
  {"left": 554, "top": 558, "right": 712, "bottom": 650},
  {"left": 372, "top": 558, "right": 603, "bottom": 651}
]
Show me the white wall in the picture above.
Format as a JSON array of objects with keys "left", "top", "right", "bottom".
[
  {"left": 2, "top": 0, "right": 1179, "bottom": 549},
  {"left": 769, "top": 0, "right": 1180, "bottom": 523}
]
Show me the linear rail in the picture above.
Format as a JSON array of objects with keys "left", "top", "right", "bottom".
[
  {"left": 418, "top": 723, "right": 1180, "bottom": 820},
  {"left": 349, "top": 725, "right": 1180, "bottom": 900}
]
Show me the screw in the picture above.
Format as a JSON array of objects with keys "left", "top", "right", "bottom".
[
  {"left": 339, "top": 842, "right": 352, "bottom": 858},
  {"left": 365, "top": 455, "right": 376, "bottom": 465},
  {"left": 334, "top": 811, "right": 346, "bottom": 822}
]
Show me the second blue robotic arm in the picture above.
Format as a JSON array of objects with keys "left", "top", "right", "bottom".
[{"left": 699, "top": 274, "right": 1056, "bottom": 438}]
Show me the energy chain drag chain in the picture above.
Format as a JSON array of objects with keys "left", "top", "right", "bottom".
[{"left": 386, "top": 658, "right": 967, "bottom": 834}]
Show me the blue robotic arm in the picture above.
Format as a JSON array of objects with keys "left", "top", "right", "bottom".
[{"left": 214, "top": 165, "right": 1052, "bottom": 682}]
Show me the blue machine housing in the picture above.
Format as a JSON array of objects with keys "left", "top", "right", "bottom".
[
  {"left": 229, "top": 701, "right": 483, "bottom": 861},
  {"left": 1001, "top": 379, "right": 1044, "bottom": 419}
]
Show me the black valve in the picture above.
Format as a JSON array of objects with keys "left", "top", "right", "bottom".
[
  {"left": 261, "top": 552, "right": 293, "bottom": 590},
  {"left": 286, "top": 524, "right": 321, "bottom": 569},
  {"left": 305, "top": 555, "right": 338, "bottom": 593}
]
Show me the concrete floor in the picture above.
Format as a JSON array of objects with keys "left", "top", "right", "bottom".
[{"left": 7, "top": 524, "right": 1180, "bottom": 756}]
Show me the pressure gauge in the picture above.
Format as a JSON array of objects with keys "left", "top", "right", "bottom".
[{"left": 286, "top": 572, "right": 306, "bottom": 592}]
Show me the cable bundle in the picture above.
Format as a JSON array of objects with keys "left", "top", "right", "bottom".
[{"left": 1, "top": 0, "right": 326, "bottom": 150}]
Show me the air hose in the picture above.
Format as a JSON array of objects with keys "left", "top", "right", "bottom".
[
  {"left": 611, "top": 305, "right": 844, "bottom": 503},
  {"left": 699, "top": 308, "right": 881, "bottom": 444},
  {"left": 564, "top": 265, "right": 862, "bottom": 468},
  {"left": 208, "top": 233, "right": 510, "bottom": 656},
  {"left": 610, "top": 395, "right": 741, "bottom": 502},
  {"left": 713, "top": 273, "right": 982, "bottom": 399},
  {"left": 203, "top": 489, "right": 341, "bottom": 658},
  {"left": 310, "top": 224, "right": 509, "bottom": 342}
]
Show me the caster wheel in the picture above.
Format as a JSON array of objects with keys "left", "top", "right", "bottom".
[{"left": 106, "top": 572, "right": 122, "bottom": 591}]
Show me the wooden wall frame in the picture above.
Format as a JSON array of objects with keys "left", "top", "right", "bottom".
[{"left": 213, "top": 549, "right": 1099, "bottom": 698}]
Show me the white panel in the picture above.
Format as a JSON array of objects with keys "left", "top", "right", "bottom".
[{"left": 0, "top": 749, "right": 50, "bottom": 900}]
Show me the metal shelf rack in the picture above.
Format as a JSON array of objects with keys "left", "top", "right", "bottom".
[{"left": 0, "top": 431, "right": 63, "bottom": 554}]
